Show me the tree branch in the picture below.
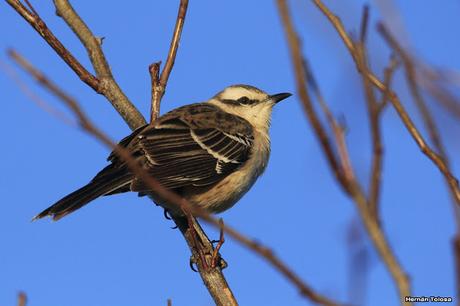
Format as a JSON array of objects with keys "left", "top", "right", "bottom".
[
  {"left": 149, "top": 62, "right": 161, "bottom": 122},
  {"left": 17, "top": 292, "right": 27, "bottom": 306},
  {"left": 5, "top": 0, "right": 146, "bottom": 129},
  {"left": 149, "top": 0, "right": 188, "bottom": 122},
  {"left": 5, "top": 0, "right": 99, "bottom": 90},
  {"left": 52, "top": 0, "right": 146, "bottom": 130},
  {"left": 159, "top": 0, "right": 188, "bottom": 99}
]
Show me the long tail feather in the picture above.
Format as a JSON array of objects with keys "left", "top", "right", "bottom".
[{"left": 33, "top": 166, "right": 133, "bottom": 221}]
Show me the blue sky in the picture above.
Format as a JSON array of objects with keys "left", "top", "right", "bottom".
[{"left": 1, "top": 1, "right": 460, "bottom": 305}]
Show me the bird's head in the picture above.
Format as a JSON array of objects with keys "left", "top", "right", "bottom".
[{"left": 210, "top": 84, "right": 291, "bottom": 132}]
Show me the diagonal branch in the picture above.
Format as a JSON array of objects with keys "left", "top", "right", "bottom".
[
  {"left": 355, "top": 7, "right": 388, "bottom": 220},
  {"left": 53, "top": 0, "right": 146, "bottom": 130},
  {"left": 150, "top": 0, "right": 189, "bottom": 123},
  {"left": 368, "top": 55, "right": 398, "bottom": 219},
  {"left": 159, "top": 0, "right": 188, "bottom": 99},
  {"left": 5, "top": 0, "right": 99, "bottom": 90},
  {"left": 6, "top": 0, "right": 146, "bottom": 130},
  {"left": 276, "top": 0, "right": 349, "bottom": 196}
]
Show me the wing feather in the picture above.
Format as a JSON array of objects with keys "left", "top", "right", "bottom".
[{"left": 109, "top": 104, "right": 254, "bottom": 192}]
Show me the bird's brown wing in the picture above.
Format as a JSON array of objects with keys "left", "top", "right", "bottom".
[{"left": 125, "top": 104, "right": 254, "bottom": 191}]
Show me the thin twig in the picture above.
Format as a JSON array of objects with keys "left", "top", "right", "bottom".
[
  {"left": 347, "top": 220, "right": 369, "bottom": 306},
  {"left": 359, "top": 5, "right": 370, "bottom": 44},
  {"left": 378, "top": 55, "right": 399, "bottom": 112},
  {"left": 354, "top": 40, "right": 384, "bottom": 221},
  {"left": 368, "top": 55, "right": 398, "bottom": 218},
  {"left": 5, "top": 0, "right": 99, "bottom": 89},
  {"left": 378, "top": 25, "right": 459, "bottom": 212},
  {"left": 420, "top": 73, "right": 460, "bottom": 119},
  {"left": 9, "top": 50, "right": 343, "bottom": 306},
  {"left": 304, "top": 59, "right": 356, "bottom": 183},
  {"left": 149, "top": 62, "right": 161, "bottom": 122},
  {"left": 379, "top": 25, "right": 446, "bottom": 165},
  {"left": 356, "top": 6, "right": 386, "bottom": 218},
  {"left": 159, "top": 0, "right": 188, "bottom": 94},
  {"left": 277, "top": 0, "right": 351, "bottom": 196},
  {"left": 17, "top": 292, "right": 27, "bottom": 306},
  {"left": 5, "top": 0, "right": 146, "bottom": 129},
  {"left": 52, "top": 0, "right": 146, "bottom": 130},
  {"left": 0, "top": 57, "right": 76, "bottom": 126},
  {"left": 150, "top": 0, "right": 188, "bottom": 121}
]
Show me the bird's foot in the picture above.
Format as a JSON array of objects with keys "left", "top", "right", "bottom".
[{"left": 210, "top": 218, "right": 225, "bottom": 268}]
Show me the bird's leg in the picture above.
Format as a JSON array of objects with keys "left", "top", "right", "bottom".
[
  {"left": 211, "top": 218, "right": 225, "bottom": 268},
  {"left": 183, "top": 209, "right": 209, "bottom": 270}
]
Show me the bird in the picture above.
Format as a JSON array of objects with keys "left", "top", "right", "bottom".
[{"left": 33, "top": 84, "right": 292, "bottom": 221}]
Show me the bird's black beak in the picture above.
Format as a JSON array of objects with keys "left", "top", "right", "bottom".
[{"left": 270, "top": 92, "right": 292, "bottom": 104}]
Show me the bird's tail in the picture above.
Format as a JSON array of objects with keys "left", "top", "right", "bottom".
[{"left": 33, "top": 165, "right": 133, "bottom": 221}]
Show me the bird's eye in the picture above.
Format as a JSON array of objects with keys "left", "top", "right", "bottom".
[{"left": 238, "top": 96, "right": 251, "bottom": 105}]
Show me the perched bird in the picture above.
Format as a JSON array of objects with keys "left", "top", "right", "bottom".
[{"left": 34, "top": 85, "right": 291, "bottom": 221}]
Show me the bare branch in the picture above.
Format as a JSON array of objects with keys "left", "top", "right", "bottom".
[
  {"left": 149, "top": 62, "right": 161, "bottom": 122},
  {"left": 359, "top": 5, "right": 370, "bottom": 44},
  {"left": 5, "top": 0, "right": 99, "bottom": 89},
  {"left": 5, "top": 0, "right": 146, "bottom": 129},
  {"left": 276, "top": 0, "right": 351, "bottom": 196},
  {"left": 378, "top": 55, "right": 399, "bottom": 111},
  {"left": 304, "top": 59, "right": 356, "bottom": 184},
  {"left": 0, "top": 57, "right": 76, "bottom": 126},
  {"left": 368, "top": 56, "right": 399, "bottom": 218},
  {"left": 353, "top": 39, "right": 384, "bottom": 221},
  {"left": 420, "top": 73, "right": 460, "bottom": 119},
  {"left": 17, "top": 292, "right": 27, "bottom": 306},
  {"left": 149, "top": 0, "right": 188, "bottom": 121},
  {"left": 9, "top": 50, "right": 343, "bottom": 306},
  {"left": 159, "top": 0, "right": 188, "bottom": 95},
  {"left": 52, "top": 0, "right": 146, "bottom": 129}
]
